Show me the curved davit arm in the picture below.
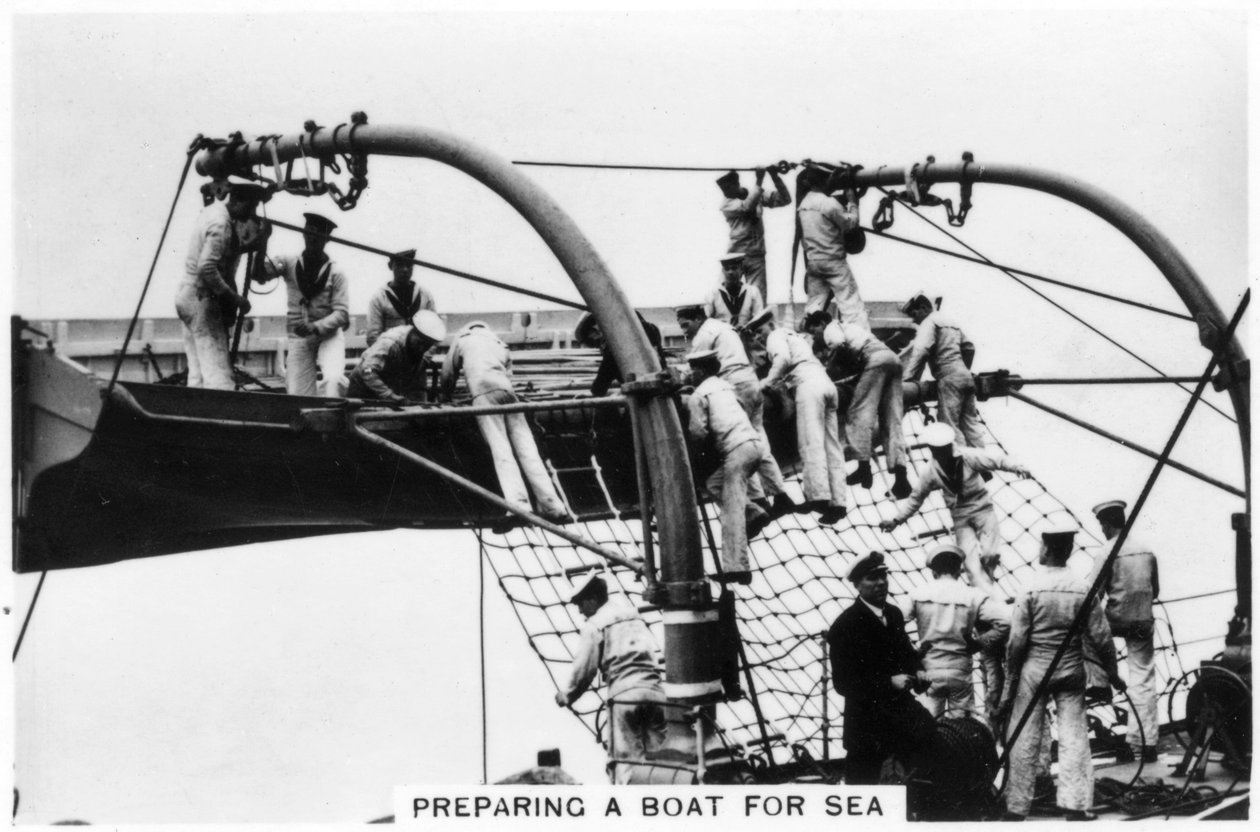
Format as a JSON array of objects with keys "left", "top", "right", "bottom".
[
  {"left": 852, "top": 161, "right": 1249, "bottom": 500},
  {"left": 196, "top": 125, "right": 705, "bottom": 591}
]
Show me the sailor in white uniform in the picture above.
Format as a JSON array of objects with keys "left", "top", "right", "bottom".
[
  {"left": 797, "top": 168, "right": 867, "bottom": 330},
  {"left": 556, "top": 571, "right": 668, "bottom": 784},
  {"left": 900, "top": 291, "right": 984, "bottom": 449},
  {"left": 809, "top": 311, "right": 910, "bottom": 497},
  {"left": 880, "top": 423, "right": 1031, "bottom": 590},
  {"left": 686, "top": 349, "right": 769, "bottom": 584},
  {"left": 1088, "top": 499, "right": 1161, "bottom": 762},
  {"left": 749, "top": 310, "right": 847, "bottom": 524},
  {"left": 256, "top": 212, "right": 350, "bottom": 397},
  {"left": 439, "top": 321, "right": 570, "bottom": 526},
  {"left": 676, "top": 304, "right": 795, "bottom": 518},
  {"left": 176, "top": 176, "right": 265, "bottom": 390},
  {"left": 902, "top": 542, "right": 1008, "bottom": 719},
  {"left": 999, "top": 524, "right": 1123, "bottom": 821},
  {"left": 716, "top": 167, "right": 791, "bottom": 300},
  {"left": 365, "top": 248, "right": 436, "bottom": 346}
]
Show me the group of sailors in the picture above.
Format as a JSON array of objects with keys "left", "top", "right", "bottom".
[
  {"left": 556, "top": 167, "right": 1163, "bottom": 814},
  {"left": 183, "top": 173, "right": 1164, "bottom": 810},
  {"left": 177, "top": 176, "right": 567, "bottom": 531}
]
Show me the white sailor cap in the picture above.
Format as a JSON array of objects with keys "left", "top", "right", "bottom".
[
  {"left": 926, "top": 542, "right": 966, "bottom": 571},
  {"left": 719, "top": 252, "right": 747, "bottom": 265},
  {"left": 411, "top": 310, "right": 447, "bottom": 342},
  {"left": 1091, "top": 500, "right": 1127, "bottom": 517},
  {"left": 923, "top": 422, "right": 956, "bottom": 448},
  {"left": 567, "top": 568, "right": 606, "bottom": 603}
]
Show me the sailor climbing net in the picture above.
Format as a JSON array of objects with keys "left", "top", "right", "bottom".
[{"left": 476, "top": 409, "right": 1189, "bottom": 770}]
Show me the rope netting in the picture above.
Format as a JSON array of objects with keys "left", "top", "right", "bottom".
[{"left": 476, "top": 408, "right": 1189, "bottom": 766}]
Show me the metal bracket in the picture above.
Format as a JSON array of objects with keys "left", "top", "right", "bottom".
[
  {"left": 1213, "top": 358, "right": 1249, "bottom": 393},
  {"left": 647, "top": 579, "right": 711, "bottom": 608},
  {"left": 975, "top": 370, "right": 1023, "bottom": 401},
  {"left": 621, "top": 371, "right": 677, "bottom": 398}
]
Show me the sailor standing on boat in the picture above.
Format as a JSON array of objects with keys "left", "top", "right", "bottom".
[
  {"left": 685, "top": 348, "right": 769, "bottom": 585},
  {"left": 439, "top": 322, "right": 570, "bottom": 527},
  {"left": 805, "top": 310, "right": 912, "bottom": 498},
  {"left": 899, "top": 292, "right": 985, "bottom": 449},
  {"left": 176, "top": 176, "right": 265, "bottom": 390},
  {"left": 676, "top": 304, "right": 795, "bottom": 518},
  {"left": 798, "top": 168, "right": 868, "bottom": 330},
  {"left": 255, "top": 212, "right": 350, "bottom": 397},
  {"left": 704, "top": 253, "right": 766, "bottom": 329},
  {"left": 365, "top": 248, "right": 436, "bottom": 346},
  {"left": 345, "top": 311, "right": 446, "bottom": 403},
  {"left": 717, "top": 167, "right": 791, "bottom": 301},
  {"left": 998, "top": 523, "right": 1123, "bottom": 822},
  {"left": 748, "top": 310, "right": 847, "bottom": 524},
  {"left": 901, "top": 542, "right": 1008, "bottom": 720},
  {"left": 880, "top": 423, "right": 1031, "bottom": 590},
  {"left": 1088, "top": 499, "right": 1161, "bottom": 763},
  {"left": 555, "top": 570, "right": 667, "bottom": 783}
]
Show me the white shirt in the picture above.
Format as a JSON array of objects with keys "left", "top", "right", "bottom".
[
  {"left": 763, "top": 327, "right": 830, "bottom": 390},
  {"left": 689, "top": 317, "right": 752, "bottom": 374},
  {"left": 440, "top": 323, "right": 514, "bottom": 397},
  {"left": 798, "top": 190, "right": 858, "bottom": 273}
]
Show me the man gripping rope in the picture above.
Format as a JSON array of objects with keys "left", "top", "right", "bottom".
[
  {"left": 798, "top": 168, "right": 867, "bottom": 330},
  {"left": 255, "top": 212, "right": 351, "bottom": 397},
  {"left": 716, "top": 167, "right": 791, "bottom": 301},
  {"left": 900, "top": 291, "right": 984, "bottom": 449}
]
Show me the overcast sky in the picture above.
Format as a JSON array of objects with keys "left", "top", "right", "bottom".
[{"left": 4, "top": 5, "right": 1253, "bottom": 825}]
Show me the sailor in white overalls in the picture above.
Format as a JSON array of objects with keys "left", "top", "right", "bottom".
[{"left": 439, "top": 322, "right": 569, "bottom": 526}]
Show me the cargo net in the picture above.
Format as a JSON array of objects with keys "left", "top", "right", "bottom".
[{"left": 477, "top": 408, "right": 1188, "bottom": 770}]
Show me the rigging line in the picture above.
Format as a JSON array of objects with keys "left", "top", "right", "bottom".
[
  {"left": 1008, "top": 391, "right": 1245, "bottom": 499},
  {"left": 512, "top": 161, "right": 752, "bottom": 172},
  {"left": 1017, "top": 376, "right": 1204, "bottom": 386},
  {"left": 477, "top": 529, "right": 489, "bottom": 785},
  {"left": 1158, "top": 588, "right": 1234, "bottom": 605},
  {"left": 997, "top": 289, "right": 1247, "bottom": 773},
  {"left": 108, "top": 143, "right": 199, "bottom": 394},
  {"left": 265, "top": 218, "right": 588, "bottom": 311},
  {"left": 866, "top": 227, "right": 1191, "bottom": 321},
  {"left": 12, "top": 571, "right": 47, "bottom": 662},
  {"left": 876, "top": 186, "right": 1238, "bottom": 425}
]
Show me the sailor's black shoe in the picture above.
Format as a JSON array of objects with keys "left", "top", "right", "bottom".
[
  {"left": 1064, "top": 810, "right": 1097, "bottom": 821},
  {"left": 772, "top": 494, "right": 801, "bottom": 518},
  {"left": 817, "top": 505, "right": 847, "bottom": 525},
  {"left": 890, "top": 465, "right": 912, "bottom": 499},
  {"left": 846, "top": 461, "right": 873, "bottom": 488}
]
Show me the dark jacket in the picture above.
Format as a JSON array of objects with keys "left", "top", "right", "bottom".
[
  {"left": 591, "top": 317, "right": 665, "bottom": 397},
  {"left": 827, "top": 600, "right": 924, "bottom": 754}
]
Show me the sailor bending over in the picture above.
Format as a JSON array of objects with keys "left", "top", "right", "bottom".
[
  {"left": 346, "top": 311, "right": 446, "bottom": 403},
  {"left": 440, "top": 322, "right": 570, "bottom": 529},
  {"left": 750, "top": 310, "right": 847, "bottom": 525}
]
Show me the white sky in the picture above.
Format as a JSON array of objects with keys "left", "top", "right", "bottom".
[{"left": 3, "top": 4, "right": 1254, "bottom": 826}]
